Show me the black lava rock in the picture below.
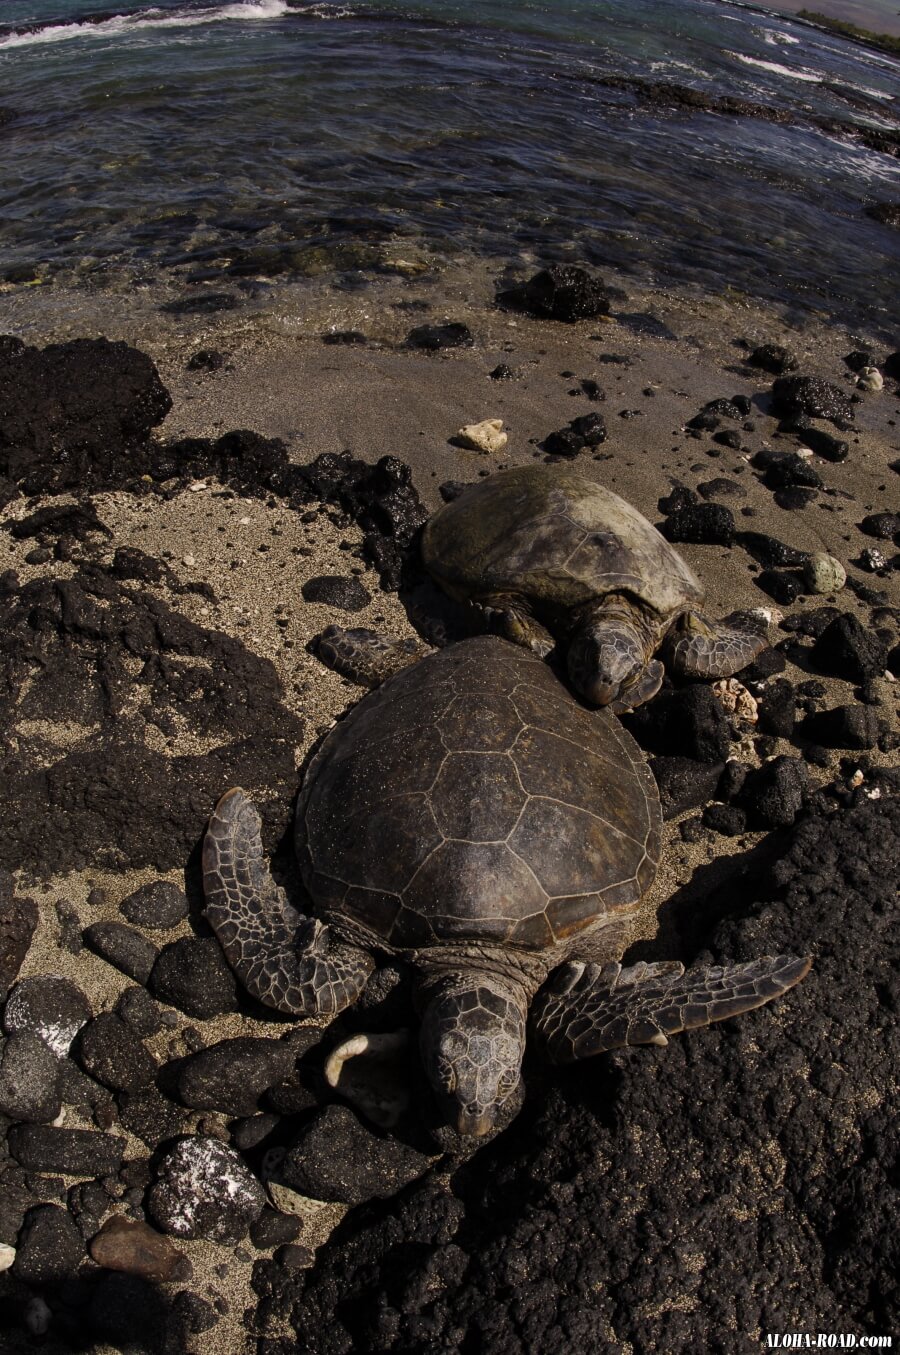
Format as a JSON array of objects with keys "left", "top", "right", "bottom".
[
  {"left": 496, "top": 265, "right": 612, "bottom": 323},
  {"left": 118, "top": 1087, "right": 189, "bottom": 1148},
  {"left": 177, "top": 1037, "right": 294, "bottom": 1116},
  {"left": 120, "top": 880, "right": 190, "bottom": 930},
  {"left": 661, "top": 503, "right": 735, "bottom": 546},
  {"left": 3, "top": 975, "right": 92, "bottom": 1058},
  {"left": 280, "top": 1105, "right": 432, "bottom": 1206},
  {"left": 802, "top": 705, "right": 881, "bottom": 750},
  {"left": 649, "top": 757, "right": 725, "bottom": 820},
  {"left": 186, "top": 349, "right": 226, "bottom": 372},
  {"left": 488, "top": 364, "right": 517, "bottom": 380},
  {"left": 811, "top": 614, "right": 888, "bottom": 683},
  {"left": 756, "top": 570, "right": 803, "bottom": 605},
  {"left": 701, "top": 803, "right": 747, "bottom": 836},
  {"left": 404, "top": 323, "right": 473, "bottom": 351},
  {"left": 7, "top": 1124, "right": 125, "bottom": 1176},
  {"left": 658, "top": 485, "right": 697, "bottom": 515},
  {"left": 774, "top": 487, "right": 819, "bottom": 511},
  {"left": 83, "top": 921, "right": 159, "bottom": 985},
  {"left": 542, "top": 411, "right": 607, "bottom": 456},
  {"left": 76, "top": 1013, "right": 158, "bottom": 1093},
  {"left": 795, "top": 426, "right": 849, "bottom": 462},
  {"left": 770, "top": 376, "right": 854, "bottom": 424},
  {"left": 115, "top": 986, "right": 162, "bottom": 1037},
  {"left": 860, "top": 512, "right": 900, "bottom": 540},
  {"left": 149, "top": 937, "right": 238, "bottom": 1018},
  {"left": 747, "top": 343, "right": 798, "bottom": 374},
  {"left": 843, "top": 349, "right": 873, "bottom": 372},
  {"left": 0, "top": 883, "right": 37, "bottom": 1000},
  {"left": 738, "top": 755, "right": 807, "bottom": 828},
  {"left": 753, "top": 449, "right": 823, "bottom": 490},
  {"left": 757, "top": 679, "right": 796, "bottom": 739},
  {"left": 737, "top": 532, "right": 809, "bottom": 569},
  {"left": 231, "top": 1111, "right": 282, "bottom": 1151},
  {"left": 321, "top": 330, "right": 366, "bottom": 346},
  {"left": 148, "top": 1136, "right": 265, "bottom": 1242},
  {"left": 782, "top": 607, "right": 841, "bottom": 640},
  {"left": 301, "top": 575, "right": 372, "bottom": 612},
  {"left": 740, "top": 647, "right": 787, "bottom": 682},
  {"left": 0, "top": 1032, "right": 62, "bottom": 1123},
  {"left": 625, "top": 686, "right": 731, "bottom": 763},
  {"left": 250, "top": 1207, "right": 303, "bottom": 1250},
  {"left": 697, "top": 476, "right": 744, "bottom": 499},
  {"left": 12, "top": 1204, "right": 85, "bottom": 1287}
]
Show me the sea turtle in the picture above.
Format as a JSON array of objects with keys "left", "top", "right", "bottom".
[
  {"left": 419, "top": 463, "right": 767, "bottom": 712},
  {"left": 203, "top": 635, "right": 809, "bottom": 1138}
]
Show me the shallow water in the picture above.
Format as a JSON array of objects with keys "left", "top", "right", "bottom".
[{"left": 1, "top": 0, "right": 898, "bottom": 329}]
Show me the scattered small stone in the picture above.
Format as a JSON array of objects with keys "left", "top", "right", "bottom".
[
  {"left": 802, "top": 706, "right": 881, "bottom": 750},
  {"left": 661, "top": 503, "right": 735, "bottom": 546},
  {"left": 625, "top": 686, "right": 730, "bottom": 763},
  {"left": 280, "top": 1105, "right": 432, "bottom": 1206},
  {"left": 172, "top": 1290, "right": 219, "bottom": 1334},
  {"left": 118, "top": 1087, "right": 188, "bottom": 1147},
  {"left": 697, "top": 477, "right": 745, "bottom": 499},
  {"left": 55, "top": 899, "right": 83, "bottom": 954},
  {"left": 120, "top": 880, "right": 190, "bottom": 930},
  {"left": 757, "top": 679, "right": 796, "bottom": 740},
  {"left": 792, "top": 426, "right": 849, "bottom": 462},
  {"left": 455, "top": 418, "right": 507, "bottom": 453},
  {"left": 231, "top": 1112, "right": 282, "bottom": 1152},
  {"left": 770, "top": 375, "right": 854, "bottom": 425},
  {"left": 149, "top": 937, "right": 238, "bottom": 1019},
  {"left": 177, "top": 1037, "right": 294, "bottom": 1117},
  {"left": 186, "top": 349, "right": 225, "bottom": 372},
  {"left": 843, "top": 350, "right": 873, "bottom": 373},
  {"left": 89, "top": 1215, "right": 192, "bottom": 1283},
  {"left": 856, "top": 367, "right": 883, "bottom": 392},
  {"left": 3, "top": 975, "right": 92, "bottom": 1058},
  {"left": 488, "top": 364, "right": 517, "bottom": 380},
  {"left": 7, "top": 1123, "right": 126, "bottom": 1176},
  {"left": 12, "top": 1204, "right": 85, "bottom": 1287},
  {"left": 404, "top": 323, "right": 473, "bottom": 351},
  {"left": 321, "top": 330, "right": 366, "bottom": 346},
  {"left": 747, "top": 344, "right": 798, "bottom": 374},
  {"left": 738, "top": 756, "right": 807, "bottom": 828},
  {"left": 76, "top": 1013, "right": 157, "bottom": 1093},
  {"left": 738, "top": 532, "right": 808, "bottom": 570},
  {"left": 860, "top": 512, "right": 899, "bottom": 540},
  {"left": 712, "top": 429, "right": 743, "bottom": 450},
  {"left": 702, "top": 804, "right": 747, "bottom": 836},
  {"left": 658, "top": 485, "right": 697, "bottom": 515},
  {"left": 757, "top": 570, "right": 802, "bottom": 605},
  {"left": 496, "top": 265, "right": 612, "bottom": 323},
  {"left": 811, "top": 614, "right": 888, "bottom": 683},
  {"left": 115, "top": 987, "right": 162, "bottom": 1037},
  {"left": 648, "top": 757, "right": 724, "bottom": 820},
  {"left": 0, "top": 885, "right": 38, "bottom": 1000},
  {"left": 803, "top": 553, "right": 846, "bottom": 595},
  {"left": 774, "top": 487, "right": 818, "bottom": 511},
  {"left": 249, "top": 1207, "right": 302, "bottom": 1250},
  {"left": 148, "top": 1136, "right": 265, "bottom": 1243},
  {"left": 543, "top": 411, "right": 607, "bottom": 457},
  {"left": 0, "top": 1033, "right": 62, "bottom": 1123},
  {"left": 83, "top": 922, "right": 159, "bottom": 985},
  {"left": 754, "top": 449, "right": 823, "bottom": 490},
  {"left": 301, "top": 574, "right": 372, "bottom": 612}
]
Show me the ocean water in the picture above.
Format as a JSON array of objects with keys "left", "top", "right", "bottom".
[{"left": 1, "top": 0, "right": 898, "bottom": 328}]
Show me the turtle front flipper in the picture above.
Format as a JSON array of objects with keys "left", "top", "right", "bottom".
[
  {"left": 316, "top": 625, "right": 431, "bottom": 687},
  {"left": 475, "top": 593, "right": 555, "bottom": 659},
  {"left": 531, "top": 954, "right": 811, "bottom": 1063},
  {"left": 203, "top": 788, "right": 374, "bottom": 1015},
  {"left": 662, "top": 609, "right": 767, "bottom": 680}
]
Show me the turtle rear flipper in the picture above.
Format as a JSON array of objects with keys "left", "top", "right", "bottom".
[
  {"left": 203, "top": 788, "right": 374, "bottom": 1016},
  {"left": 662, "top": 609, "right": 767, "bottom": 679},
  {"left": 316, "top": 625, "right": 430, "bottom": 687},
  {"left": 531, "top": 954, "right": 811, "bottom": 1063}
]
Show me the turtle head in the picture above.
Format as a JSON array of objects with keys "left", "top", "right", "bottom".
[
  {"left": 419, "top": 976, "right": 527, "bottom": 1138},
  {"left": 568, "top": 615, "right": 648, "bottom": 707}
]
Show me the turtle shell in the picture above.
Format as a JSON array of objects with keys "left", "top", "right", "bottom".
[
  {"left": 421, "top": 463, "right": 705, "bottom": 620},
  {"left": 296, "top": 636, "right": 661, "bottom": 952}
]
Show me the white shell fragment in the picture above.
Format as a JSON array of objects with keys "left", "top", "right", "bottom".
[
  {"left": 455, "top": 418, "right": 508, "bottom": 453},
  {"left": 748, "top": 606, "right": 782, "bottom": 627},
  {"left": 856, "top": 366, "right": 883, "bottom": 392},
  {"left": 324, "top": 1029, "right": 412, "bottom": 1129},
  {"left": 803, "top": 552, "right": 846, "bottom": 595},
  {"left": 712, "top": 678, "right": 758, "bottom": 723},
  {"left": 0, "top": 1244, "right": 15, "bottom": 1273}
]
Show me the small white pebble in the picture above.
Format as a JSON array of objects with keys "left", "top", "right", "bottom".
[
  {"left": 182, "top": 554, "right": 196, "bottom": 567},
  {"left": 849, "top": 769, "right": 864, "bottom": 788},
  {"left": 0, "top": 1244, "right": 15, "bottom": 1273},
  {"left": 188, "top": 480, "right": 207, "bottom": 492},
  {"left": 51, "top": 1108, "right": 66, "bottom": 1128},
  {"left": 239, "top": 516, "right": 252, "bottom": 526},
  {"left": 865, "top": 787, "right": 882, "bottom": 800}
]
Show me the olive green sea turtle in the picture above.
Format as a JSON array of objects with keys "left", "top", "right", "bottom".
[
  {"left": 203, "top": 635, "right": 809, "bottom": 1139},
  {"left": 419, "top": 463, "right": 767, "bottom": 712}
]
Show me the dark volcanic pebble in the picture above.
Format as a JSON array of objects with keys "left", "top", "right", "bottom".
[
  {"left": 76, "top": 1013, "right": 158, "bottom": 1092},
  {"left": 753, "top": 448, "right": 823, "bottom": 490},
  {"left": 186, "top": 349, "right": 225, "bottom": 371},
  {"left": 658, "top": 485, "right": 697, "bottom": 515},
  {"left": 626, "top": 686, "right": 731, "bottom": 763},
  {"left": 795, "top": 426, "right": 849, "bottom": 462},
  {"left": 738, "top": 755, "right": 807, "bottom": 827},
  {"left": 661, "top": 503, "right": 735, "bottom": 546},
  {"left": 782, "top": 606, "right": 841, "bottom": 639},
  {"left": 89, "top": 1215, "right": 192, "bottom": 1283},
  {"left": 280, "top": 1105, "right": 432, "bottom": 1205},
  {"left": 697, "top": 477, "right": 744, "bottom": 499},
  {"left": 0, "top": 883, "right": 37, "bottom": 999},
  {"left": 231, "top": 1111, "right": 282, "bottom": 1151},
  {"left": 177, "top": 1037, "right": 294, "bottom": 1116},
  {"left": 843, "top": 349, "right": 873, "bottom": 372},
  {"left": 250, "top": 1207, "right": 302, "bottom": 1250},
  {"left": 0, "top": 1032, "right": 62, "bottom": 1123},
  {"left": 149, "top": 937, "right": 238, "bottom": 1018},
  {"left": 12, "top": 1204, "right": 86, "bottom": 1287},
  {"left": 701, "top": 803, "right": 747, "bottom": 836},
  {"left": 148, "top": 1136, "right": 265, "bottom": 1242},
  {"left": 120, "top": 881, "right": 190, "bottom": 930},
  {"left": 747, "top": 343, "right": 798, "bottom": 374},
  {"left": 542, "top": 411, "right": 607, "bottom": 456},
  {"left": 648, "top": 757, "right": 725, "bottom": 820},
  {"left": 802, "top": 706, "right": 881, "bottom": 750},
  {"left": 488, "top": 363, "right": 517, "bottom": 380},
  {"left": 774, "top": 486, "right": 819, "bottom": 511},
  {"left": 7, "top": 1124, "right": 125, "bottom": 1176},
  {"left": 321, "top": 330, "right": 366, "bottom": 346},
  {"left": 118, "top": 1087, "right": 189, "bottom": 1147},
  {"left": 172, "top": 1291, "right": 219, "bottom": 1334},
  {"left": 3, "top": 975, "right": 92, "bottom": 1058},
  {"left": 404, "top": 322, "right": 473, "bottom": 351},
  {"left": 860, "top": 512, "right": 900, "bottom": 540},
  {"left": 496, "top": 265, "right": 612, "bottom": 323},
  {"left": 83, "top": 921, "right": 159, "bottom": 984},
  {"left": 757, "top": 679, "right": 796, "bottom": 739},
  {"left": 811, "top": 614, "right": 888, "bottom": 683},
  {"left": 740, "top": 647, "right": 787, "bottom": 682},
  {"left": 770, "top": 375, "right": 854, "bottom": 424},
  {"left": 756, "top": 569, "right": 802, "bottom": 605},
  {"left": 738, "top": 531, "right": 809, "bottom": 569},
  {"left": 115, "top": 986, "right": 162, "bottom": 1036},
  {"left": 301, "top": 574, "right": 372, "bottom": 612}
]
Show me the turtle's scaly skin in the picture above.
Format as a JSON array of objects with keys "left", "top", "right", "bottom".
[
  {"left": 296, "top": 636, "right": 661, "bottom": 952},
  {"left": 421, "top": 463, "right": 705, "bottom": 624}
]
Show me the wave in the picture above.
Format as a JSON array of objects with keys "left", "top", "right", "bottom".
[
  {"left": 0, "top": 0, "right": 297, "bottom": 49},
  {"left": 730, "top": 52, "right": 824, "bottom": 82},
  {"left": 763, "top": 28, "right": 800, "bottom": 46}
]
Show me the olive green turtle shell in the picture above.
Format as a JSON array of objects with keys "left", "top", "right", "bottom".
[
  {"left": 422, "top": 463, "right": 705, "bottom": 619},
  {"left": 295, "top": 636, "right": 661, "bottom": 952}
]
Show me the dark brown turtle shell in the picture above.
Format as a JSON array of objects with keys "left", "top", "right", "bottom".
[{"left": 296, "top": 637, "right": 661, "bottom": 952}]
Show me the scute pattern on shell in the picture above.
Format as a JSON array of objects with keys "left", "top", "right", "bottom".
[
  {"left": 421, "top": 464, "right": 706, "bottom": 618},
  {"left": 296, "top": 637, "right": 661, "bottom": 951}
]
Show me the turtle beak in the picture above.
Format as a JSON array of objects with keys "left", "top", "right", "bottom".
[{"left": 456, "top": 1107, "right": 495, "bottom": 1138}]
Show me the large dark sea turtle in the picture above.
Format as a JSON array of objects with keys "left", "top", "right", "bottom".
[
  {"left": 203, "top": 636, "right": 809, "bottom": 1138},
  {"left": 421, "top": 463, "right": 766, "bottom": 711}
]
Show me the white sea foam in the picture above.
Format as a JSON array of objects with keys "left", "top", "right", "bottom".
[
  {"left": 0, "top": 0, "right": 293, "bottom": 50},
  {"left": 763, "top": 29, "right": 800, "bottom": 46},
  {"left": 730, "top": 52, "right": 824, "bottom": 83}
]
